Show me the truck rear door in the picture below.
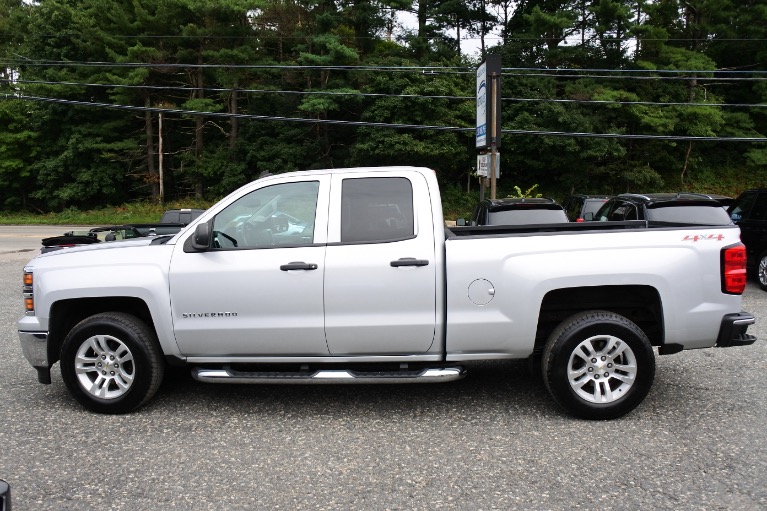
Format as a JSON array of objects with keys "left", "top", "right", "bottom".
[{"left": 323, "top": 171, "right": 438, "bottom": 355}]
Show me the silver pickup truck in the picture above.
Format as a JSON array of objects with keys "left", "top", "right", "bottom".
[{"left": 17, "top": 166, "right": 757, "bottom": 419}]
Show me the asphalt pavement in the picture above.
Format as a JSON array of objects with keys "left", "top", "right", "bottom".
[{"left": 0, "top": 227, "right": 765, "bottom": 510}]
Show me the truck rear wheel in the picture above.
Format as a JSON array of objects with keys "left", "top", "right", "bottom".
[
  {"left": 60, "top": 312, "right": 164, "bottom": 414},
  {"left": 542, "top": 311, "right": 655, "bottom": 420}
]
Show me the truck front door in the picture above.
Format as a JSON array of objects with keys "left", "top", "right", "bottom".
[{"left": 169, "top": 177, "right": 330, "bottom": 357}]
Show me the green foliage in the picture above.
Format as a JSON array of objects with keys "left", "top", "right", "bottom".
[
  {"left": 0, "top": 0, "right": 765, "bottom": 213},
  {"left": 434, "top": 182, "right": 477, "bottom": 221},
  {"left": 0, "top": 200, "right": 211, "bottom": 225},
  {"left": 505, "top": 184, "right": 543, "bottom": 198}
]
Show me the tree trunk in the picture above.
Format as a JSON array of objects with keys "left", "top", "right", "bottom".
[
  {"left": 456, "top": 15, "right": 461, "bottom": 56},
  {"left": 229, "top": 82, "right": 239, "bottom": 155},
  {"left": 480, "top": 0, "right": 486, "bottom": 58},
  {"left": 195, "top": 58, "right": 205, "bottom": 199},
  {"left": 144, "top": 94, "right": 159, "bottom": 203},
  {"left": 417, "top": 0, "right": 429, "bottom": 59},
  {"left": 681, "top": 141, "right": 693, "bottom": 186}
]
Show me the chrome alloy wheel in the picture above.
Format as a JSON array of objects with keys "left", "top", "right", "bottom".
[
  {"left": 759, "top": 255, "right": 767, "bottom": 288},
  {"left": 567, "top": 335, "right": 637, "bottom": 404},
  {"left": 75, "top": 334, "right": 135, "bottom": 399}
]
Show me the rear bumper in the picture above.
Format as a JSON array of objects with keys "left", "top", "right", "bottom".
[{"left": 716, "top": 312, "right": 757, "bottom": 348}]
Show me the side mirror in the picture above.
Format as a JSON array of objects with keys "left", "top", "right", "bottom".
[
  {"left": 583, "top": 212, "right": 594, "bottom": 222},
  {"left": 456, "top": 218, "right": 466, "bottom": 226},
  {"left": 192, "top": 222, "right": 211, "bottom": 250}
]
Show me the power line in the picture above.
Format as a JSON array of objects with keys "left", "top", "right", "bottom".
[
  {"left": 3, "top": 94, "right": 470, "bottom": 133},
  {"left": 501, "top": 67, "right": 767, "bottom": 75},
  {"left": 3, "top": 31, "right": 767, "bottom": 43},
  {"left": 8, "top": 79, "right": 472, "bottom": 100},
  {"left": 4, "top": 60, "right": 767, "bottom": 78},
  {"left": 4, "top": 94, "right": 766, "bottom": 143},
  {"left": 502, "top": 72, "right": 766, "bottom": 81},
  {"left": 1, "top": 60, "right": 474, "bottom": 73},
  {"left": 504, "top": 97, "right": 767, "bottom": 108},
  {"left": 7, "top": 78, "right": 767, "bottom": 109}
]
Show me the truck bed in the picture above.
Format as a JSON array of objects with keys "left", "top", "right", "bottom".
[{"left": 445, "top": 220, "right": 721, "bottom": 238}]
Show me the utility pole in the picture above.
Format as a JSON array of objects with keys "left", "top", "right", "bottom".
[
  {"left": 476, "top": 54, "right": 502, "bottom": 199},
  {"left": 490, "top": 71, "right": 498, "bottom": 200}
]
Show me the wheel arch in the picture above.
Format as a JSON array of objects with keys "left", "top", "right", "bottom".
[
  {"left": 47, "top": 297, "right": 155, "bottom": 366},
  {"left": 533, "top": 285, "right": 664, "bottom": 355}
]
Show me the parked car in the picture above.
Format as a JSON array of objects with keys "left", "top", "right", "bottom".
[
  {"left": 701, "top": 194, "right": 735, "bottom": 209},
  {"left": 459, "top": 197, "right": 569, "bottom": 226},
  {"left": 562, "top": 194, "right": 613, "bottom": 222},
  {"left": 589, "top": 193, "right": 734, "bottom": 225},
  {"left": 728, "top": 188, "right": 767, "bottom": 290},
  {"left": 40, "top": 209, "right": 206, "bottom": 253},
  {"left": 159, "top": 208, "right": 206, "bottom": 225}
]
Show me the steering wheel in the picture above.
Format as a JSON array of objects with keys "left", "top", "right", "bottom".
[
  {"left": 272, "top": 215, "right": 289, "bottom": 233},
  {"left": 240, "top": 221, "right": 274, "bottom": 247}
]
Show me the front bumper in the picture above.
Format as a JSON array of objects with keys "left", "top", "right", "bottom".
[
  {"left": 18, "top": 331, "right": 51, "bottom": 384},
  {"left": 716, "top": 312, "right": 757, "bottom": 348}
]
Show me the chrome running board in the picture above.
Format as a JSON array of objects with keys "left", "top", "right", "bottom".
[{"left": 191, "top": 366, "right": 466, "bottom": 384}]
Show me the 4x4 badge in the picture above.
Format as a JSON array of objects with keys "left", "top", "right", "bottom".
[{"left": 682, "top": 234, "right": 725, "bottom": 242}]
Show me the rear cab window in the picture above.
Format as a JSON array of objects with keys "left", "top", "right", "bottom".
[{"left": 487, "top": 209, "right": 568, "bottom": 224}]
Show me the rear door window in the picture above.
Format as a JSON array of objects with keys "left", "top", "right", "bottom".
[
  {"left": 607, "top": 201, "right": 636, "bottom": 221},
  {"left": 750, "top": 192, "right": 767, "bottom": 221},
  {"left": 729, "top": 192, "right": 758, "bottom": 221},
  {"left": 340, "top": 177, "right": 415, "bottom": 243}
]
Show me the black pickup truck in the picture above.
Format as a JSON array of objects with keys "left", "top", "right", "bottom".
[{"left": 40, "top": 209, "right": 205, "bottom": 253}]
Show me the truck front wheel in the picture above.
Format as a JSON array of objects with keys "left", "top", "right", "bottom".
[
  {"left": 60, "top": 312, "right": 165, "bottom": 414},
  {"left": 542, "top": 311, "right": 655, "bottom": 420}
]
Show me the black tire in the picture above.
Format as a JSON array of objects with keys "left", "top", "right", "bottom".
[
  {"left": 60, "top": 312, "right": 165, "bottom": 414},
  {"left": 542, "top": 310, "right": 655, "bottom": 420},
  {"left": 756, "top": 251, "right": 767, "bottom": 291}
]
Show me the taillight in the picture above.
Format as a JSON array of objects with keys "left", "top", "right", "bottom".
[
  {"left": 23, "top": 271, "right": 34, "bottom": 314},
  {"left": 721, "top": 244, "right": 747, "bottom": 294}
]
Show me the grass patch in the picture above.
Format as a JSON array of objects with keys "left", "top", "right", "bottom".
[
  {"left": 0, "top": 202, "right": 212, "bottom": 225},
  {"left": 0, "top": 191, "right": 481, "bottom": 226}
]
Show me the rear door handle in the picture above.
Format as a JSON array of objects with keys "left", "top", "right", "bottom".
[
  {"left": 390, "top": 257, "right": 429, "bottom": 267},
  {"left": 280, "top": 261, "right": 318, "bottom": 271}
]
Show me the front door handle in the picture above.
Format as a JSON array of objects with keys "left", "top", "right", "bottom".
[
  {"left": 390, "top": 257, "right": 429, "bottom": 267},
  {"left": 280, "top": 261, "right": 318, "bottom": 271}
]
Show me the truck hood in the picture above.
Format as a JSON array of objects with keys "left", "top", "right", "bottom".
[
  {"left": 36, "top": 236, "right": 168, "bottom": 258},
  {"left": 26, "top": 235, "right": 179, "bottom": 274}
]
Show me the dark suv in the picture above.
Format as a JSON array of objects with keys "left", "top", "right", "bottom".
[
  {"left": 562, "top": 194, "right": 613, "bottom": 222},
  {"left": 728, "top": 189, "right": 767, "bottom": 290},
  {"left": 461, "top": 197, "right": 569, "bottom": 226},
  {"left": 590, "top": 193, "right": 733, "bottom": 225}
]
